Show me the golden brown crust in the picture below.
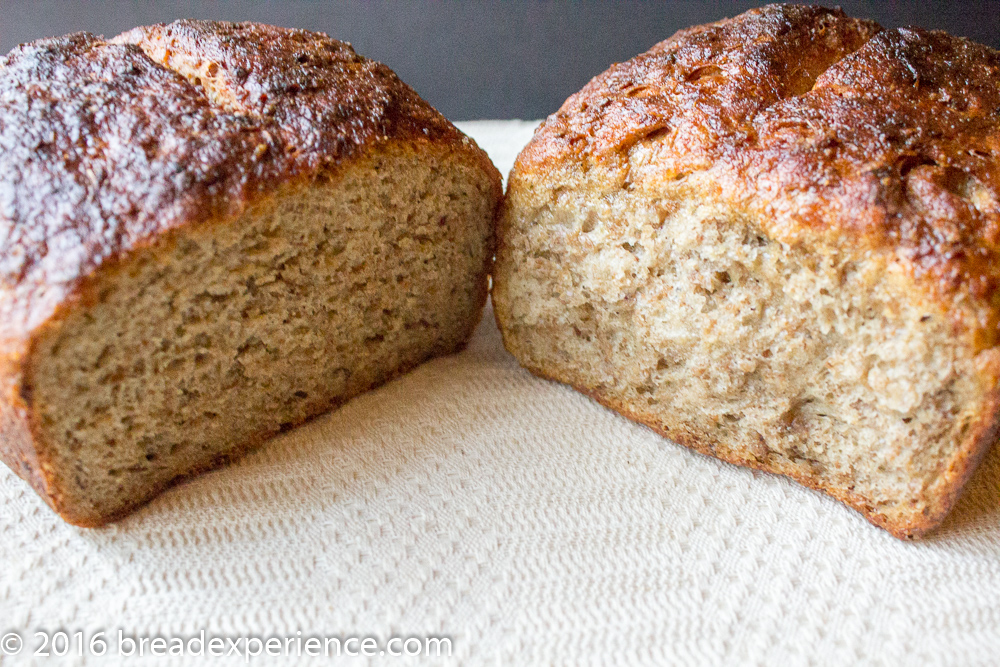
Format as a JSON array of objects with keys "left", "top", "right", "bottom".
[
  {"left": 0, "top": 21, "right": 499, "bottom": 523},
  {"left": 500, "top": 3, "right": 1000, "bottom": 538},
  {"left": 112, "top": 21, "right": 467, "bottom": 157},
  {"left": 0, "top": 372, "right": 49, "bottom": 507},
  {"left": 515, "top": 4, "right": 1000, "bottom": 346}
]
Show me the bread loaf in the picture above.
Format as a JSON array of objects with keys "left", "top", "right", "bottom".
[
  {"left": 0, "top": 21, "right": 501, "bottom": 526},
  {"left": 493, "top": 4, "right": 1000, "bottom": 539}
]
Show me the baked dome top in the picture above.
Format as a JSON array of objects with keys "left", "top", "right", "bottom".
[{"left": 514, "top": 4, "right": 1000, "bottom": 347}]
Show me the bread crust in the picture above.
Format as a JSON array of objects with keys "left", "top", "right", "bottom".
[
  {"left": 513, "top": 5, "right": 1000, "bottom": 345},
  {"left": 496, "top": 4, "right": 1000, "bottom": 538},
  {"left": 0, "top": 22, "right": 500, "bottom": 523}
]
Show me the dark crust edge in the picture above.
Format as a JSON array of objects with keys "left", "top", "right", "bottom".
[{"left": 0, "top": 377, "right": 51, "bottom": 512}]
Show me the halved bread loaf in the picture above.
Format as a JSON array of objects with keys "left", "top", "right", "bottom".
[
  {"left": 0, "top": 21, "right": 501, "bottom": 526},
  {"left": 493, "top": 5, "right": 1000, "bottom": 539}
]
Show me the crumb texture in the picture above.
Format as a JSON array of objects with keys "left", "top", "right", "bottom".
[
  {"left": 494, "top": 4, "right": 1000, "bottom": 537},
  {"left": 31, "top": 146, "right": 496, "bottom": 524},
  {"left": 496, "top": 192, "right": 982, "bottom": 535}
]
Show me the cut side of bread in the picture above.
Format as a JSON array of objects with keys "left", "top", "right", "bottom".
[
  {"left": 493, "top": 5, "right": 1000, "bottom": 539},
  {"left": 0, "top": 22, "right": 500, "bottom": 526},
  {"left": 29, "top": 144, "right": 495, "bottom": 526},
  {"left": 495, "top": 193, "right": 996, "bottom": 538}
]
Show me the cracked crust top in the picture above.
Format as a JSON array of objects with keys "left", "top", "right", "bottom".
[
  {"left": 0, "top": 21, "right": 488, "bottom": 354},
  {"left": 515, "top": 4, "right": 1000, "bottom": 350}
]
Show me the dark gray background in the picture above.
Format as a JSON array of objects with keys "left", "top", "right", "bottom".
[{"left": 2, "top": 1, "right": 997, "bottom": 120}]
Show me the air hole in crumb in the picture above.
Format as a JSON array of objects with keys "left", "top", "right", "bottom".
[
  {"left": 294, "top": 390, "right": 309, "bottom": 399},
  {"left": 920, "top": 315, "right": 932, "bottom": 322},
  {"left": 898, "top": 155, "right": 938, "bottom": 178},
  {"left": 656, "top": 358, "right": 670, "bottom": 371},
  {"left": 279, "top": 422, "right": 294, "bottom": 433},
  {"left": 621, "top": 241, "right": 642, "bottom": 256},
  {"left": 958, "top": 416, "right": 974, "bottom": 439},
  {"left": 206, "top": 62, "right": 219, "bottom": 77},
  {"left": 653, "top": 201, "right": 676, "bottom": 225},
  {"left": 715, "top": 271, "right": 731, "bottom": 284},
  {"left": 581, "top": 211, "right": 598, "bottom": 233},
  {"left": 762, "top": 349, "right": 773, "bottom": 358},
  {"left": 902, "top": 417, "right": 913, "bottom": 423},
  {"left": 145, "top": 453, "right": 156, "bottom": 462}
]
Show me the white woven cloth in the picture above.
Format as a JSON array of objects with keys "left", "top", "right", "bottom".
[{"left": 3, "top": 120, "right": 1000, "bottom": 666}]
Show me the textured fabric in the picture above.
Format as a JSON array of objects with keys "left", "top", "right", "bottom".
[{"left": 3, "top": 120, "right": 1000, "bottom": 666}]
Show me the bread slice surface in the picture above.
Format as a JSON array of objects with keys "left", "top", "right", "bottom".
[
  {"left": 0, "top": 21, "right": 501, "bottom": 525},
  {"left": 493, "top": 4, "right": 1000, "bottom": 539}
]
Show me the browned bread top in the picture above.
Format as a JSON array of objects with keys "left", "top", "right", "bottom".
[
  {"left": 112, "top": 21, "right": 462, "bottom": 157},
  {"left": 0, "top": 21, "right": 490, "bottom": 353},
  {"left": 0, "top": 21, "right": 501, "bottom": 525},
  {"left": 514, "top": 4, "right": 1000, "bottom": 349}
]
